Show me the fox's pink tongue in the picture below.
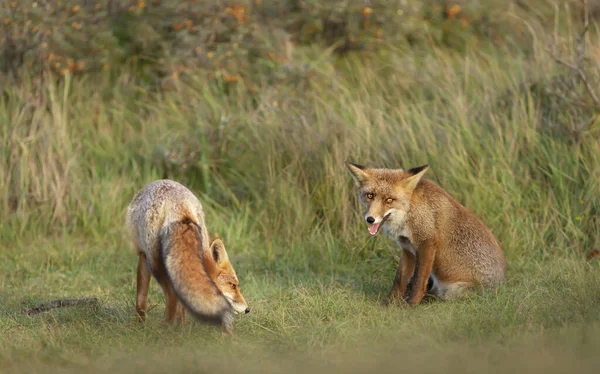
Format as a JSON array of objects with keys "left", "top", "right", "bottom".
[{"left": 368, "top": 223, "right": 381, "bottom": 236}]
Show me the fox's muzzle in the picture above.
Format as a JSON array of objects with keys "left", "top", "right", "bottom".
[{"left": 365, "top": 213, "right": 391, "bottom": 236}]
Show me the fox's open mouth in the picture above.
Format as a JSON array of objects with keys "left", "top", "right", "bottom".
[{"left": 368, "top": 213, "right": 391, "bottom": 236}]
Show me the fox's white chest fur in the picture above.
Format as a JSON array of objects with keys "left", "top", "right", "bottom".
[{"left": 382, "top": 209, "right": 417, "bottom": 256}]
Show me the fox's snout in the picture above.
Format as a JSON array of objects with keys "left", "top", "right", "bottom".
[
  {"left": 229, "top": 297, "right": 249, "bottom": 315},
  {"left": 364, "top": 211, "right": 387, "bottom": 226},
  {"left": 223, "top": 290, "right": 249, "bottom": 315},
  {"left": 364, "top": 212, "right": 391, "bottom": 237}
]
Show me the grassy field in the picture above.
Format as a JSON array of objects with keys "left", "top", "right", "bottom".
[{"left": 1, "top": 1, "right": 600, "bottom": 373}]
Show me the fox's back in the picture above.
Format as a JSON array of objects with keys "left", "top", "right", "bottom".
[{"left": 126, "top": 180, "right": 209, "bottom": 257}]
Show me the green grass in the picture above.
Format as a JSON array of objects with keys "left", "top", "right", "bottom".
[{"left": 2, "top": 2, "right": 600, "bottom": 373}]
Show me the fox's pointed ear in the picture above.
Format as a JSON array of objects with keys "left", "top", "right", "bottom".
[
  {"left": 209, "top": 237, "right": 229, "bottom": 265},
  {"left": 403, "top": 164, "right": 429, "bottom": 191},
  {"left": 345, "top": 161, "right": 370, "bottom": 186}
]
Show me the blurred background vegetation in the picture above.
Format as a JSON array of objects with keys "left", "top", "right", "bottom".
[
  {"left": 1, "top": 0, "right": 599, "bottom": 254},
  {"left": 1, "top": 0, "right": 599, "bottom": 256},
  {"left": 1, "top": 0, "right": 588, "bottom": 86}
]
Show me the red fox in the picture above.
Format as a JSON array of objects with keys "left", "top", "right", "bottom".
[
  {"left": 126, "top": 180, "right": 249, "bottom": 334},
  {"left": 345, "top": 162, "right": 506, "bottom": 306}
]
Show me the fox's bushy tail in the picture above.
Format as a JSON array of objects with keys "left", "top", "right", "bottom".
[{"left": 160, "top": 219, "right": 234, "bottom": 332}]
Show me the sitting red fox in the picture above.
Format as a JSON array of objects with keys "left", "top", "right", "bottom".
[
  {"left": 126, "top": 180, "right": 249, "bottom": 334},
  {"left": 345, "top": 162, "right": 506, "bottom": 306}
]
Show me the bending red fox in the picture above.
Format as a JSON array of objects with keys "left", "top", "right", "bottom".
[
  {"left": 126, "top": 179, "right": 249, "bottom": 334},
  {"left": 345, "top": 162, "right": 506, "bottom": 306}
]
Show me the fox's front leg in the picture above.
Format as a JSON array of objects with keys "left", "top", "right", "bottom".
[
  {"left": 385, "top": 249, "right": 416, "bottom": 305},
  {"left": 404, "top": 239, "right": 437, "bottom": 305}
]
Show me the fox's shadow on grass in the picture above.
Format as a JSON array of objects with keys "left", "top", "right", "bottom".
[
  {"left": 16, "top": 297, "right": 130, "bottom": 326},
  {"left": 24, "top": 297, "right": 100, "bottom": 316}
]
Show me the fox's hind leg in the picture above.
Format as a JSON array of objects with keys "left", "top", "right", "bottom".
[
  {"left": 434, "top": 281, "right": 472, "bottom": 301},
  {"left": 136, "top": 252, "right": 152, "bottom": 322},
  {"left": 176, "top": 302, "right": 186, "bottom": 324}
]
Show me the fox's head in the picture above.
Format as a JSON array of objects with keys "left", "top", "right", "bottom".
[
  {"left": 345, "top": 161, "right": 429, "bottom": 236},
  {"left": 204, "top": 236, "right": 250, "bottom": 315}
]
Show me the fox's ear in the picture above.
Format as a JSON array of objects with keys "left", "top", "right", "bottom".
[
  {"left": 209, "top": 238, "right": 229, "bottom": 265},
  {"left": 345, "top": 161, "right": 370, "bottom": 186},
  {"left": 403, "top": 164, "right": 429, "bottom": 191}
]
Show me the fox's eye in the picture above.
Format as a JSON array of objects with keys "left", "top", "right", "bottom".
[
  {"left": 366, "top": 193, "right": 374, "bottom": 199},
  {"left": 385, "top": 198, "right": 394, "bottom": 204},
  {"left": 231, "top": 283, "right": 237, "bottom": 290}
]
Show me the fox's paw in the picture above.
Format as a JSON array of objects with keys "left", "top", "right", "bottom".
[
  {"left": 403, "top": 294, "right": 425, "bottom": 306},
  {"left": 136, "top": 308, "right": 147, "bottom": 322},
  {"left": 222, "top": 324, "right": 236, "bottom": 337}
]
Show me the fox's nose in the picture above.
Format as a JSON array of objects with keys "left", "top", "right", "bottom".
[
  {"left": 366, "top": 216, "right": 375, "bottom": 224},
  {"left": 244, "top": 307, "right": 250, "bottom": 314}
]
